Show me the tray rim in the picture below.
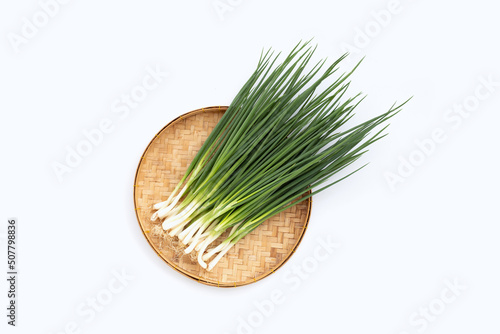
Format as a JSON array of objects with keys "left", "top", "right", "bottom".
[{"left": 133, "top": 106, "right": 312, "bottom": 288}]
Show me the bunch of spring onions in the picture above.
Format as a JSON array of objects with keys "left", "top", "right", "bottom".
[{"left": 151, "top": 42, "right": 408, "bottom": 271}]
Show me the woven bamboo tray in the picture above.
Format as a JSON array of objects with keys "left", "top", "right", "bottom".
[{"left": 134, "top": 106, "right": 312, "bottom": 287}]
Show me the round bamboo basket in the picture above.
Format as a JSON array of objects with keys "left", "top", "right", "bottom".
[{"left": 133, "top": 106, "right": 312, "bottom": 287}]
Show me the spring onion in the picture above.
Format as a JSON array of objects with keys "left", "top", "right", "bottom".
[{"left": 151, "top": 41, "right": 408, "bottom": 271}]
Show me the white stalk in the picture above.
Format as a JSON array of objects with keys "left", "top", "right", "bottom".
[
  {"left": 184, "top": 218, "right": 219, "bottom": 251},
  {"left": 180, "top": 225, "right": 200, "bottom": 245},
  {"left": 168, "top": 222, "right": 185, "bottom": 237},
  {"left": 202, "top": 242, "right": 227, "bottom": 262},
  {"left": 157, "top": 198, "right": 197, "bottom": 220},
  {"left": 194, "top": 232, "right": 210, "bottom": 252},
  {"left": 151, "top": 184, "right": 188, "bottom": 220},
  {"left": 151, "top": 211, "right": 159, "bottom": 221},
  {"left": 162, "top": 212, "right": 195, "bottom": 231},
  {"left": 193, "top": 220, "right": 219, "bottom": 252},
  {"left": 202, "top": 224, "right": 240, "bottom": 261},
  {"left": 153, "top": 200, "right": 169, "bottom": 211},
  {"left": 160, "top": 212, "right": 183, "bottom": 230},
  {"left": 179, "top": 218, "right": 204, "bottom": 244},
  {"left": 162, "top": 216, "right": 183, "bottom": 231},
  {"left": 207, "top": 242, "right": 235, "bottom": 271},
  {"left": 196, "top": 234, "right": 220, "bottom": 269},
  {"left": 154, "top": 183, "right": 189, "bottom": 210},
  {"left": 185, "top": 233, "right": 207, "bottom": 254},
  {"left": 160, "top": 202, "right": 199, "bottom": 231},
  {"left": 155, "top": 199, "right": 180, "bottom": 220},
  {"left": 178, "top": 220, "right": 196, "bottom": 240}
]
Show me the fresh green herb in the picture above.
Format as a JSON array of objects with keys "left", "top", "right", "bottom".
[{"left": 151, "top": 41, "right": 409, "bottom": 270}]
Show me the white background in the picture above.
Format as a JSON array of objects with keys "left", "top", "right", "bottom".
[{"left": 1, "top": 0, "right": 499, "bottom": 333}]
